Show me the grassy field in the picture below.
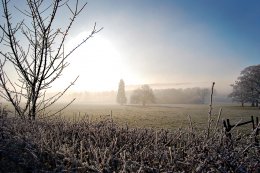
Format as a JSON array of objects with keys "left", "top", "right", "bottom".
[
  {"left": 2, "top": 103, "right": 260, "bottom": 172},
  {"left": 57, "top": 103, "right": 260, "bottom": 131}
]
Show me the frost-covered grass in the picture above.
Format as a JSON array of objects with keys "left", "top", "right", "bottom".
[
  {"left": 1, "top": 103, "right": 259, "bottom": 172},
  {"left": 0, "top": 115, "right": 259, "bottom": 172}
]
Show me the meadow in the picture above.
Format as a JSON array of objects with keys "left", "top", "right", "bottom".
[
  {"left": 60, "top": 103, "right": 260, "bottom": 131},
  {"left": 1, "top": 103, "right": 259, "bottom": 172}
]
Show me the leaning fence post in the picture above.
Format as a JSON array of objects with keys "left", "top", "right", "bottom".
[{"left": 227, "top": 119, "right": 232, "bottom": 132}]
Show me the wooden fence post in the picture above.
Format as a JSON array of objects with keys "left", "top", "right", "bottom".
[{"left": 223, "top": 119, "right": 231, "bottom": 139}]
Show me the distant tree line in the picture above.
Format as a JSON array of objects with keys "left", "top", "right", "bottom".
[
  {"left": 62, "top": 78, "right": 213, "bottom": 105},
  {"left": 154, "top": 87, "right": 210, "bottom": 104},
  {"left": 229, "top": 64, "right": 260, "bottom": 108},
  {"left": 62, "top": 86, "right": 211, "bottom": 105}
]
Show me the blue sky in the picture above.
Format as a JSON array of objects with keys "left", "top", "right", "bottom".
[{"left": 1, "top": 0, "right": 260, "bottom": 92}]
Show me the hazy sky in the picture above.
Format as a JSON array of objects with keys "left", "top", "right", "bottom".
[
  {"left": 2, "top": 0, "right": 260, "bottom": 93},
  {"left": 62, "top": 0, "right": 260, "bottom": 92}
]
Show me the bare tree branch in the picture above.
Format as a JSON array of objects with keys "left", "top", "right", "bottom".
[{"left": 0, "top": 0, "right": 102, "bottom": 119}]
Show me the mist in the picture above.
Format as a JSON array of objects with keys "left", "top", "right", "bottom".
[{"left": 58, "top": 84, "right": 231, "bottom": 105}]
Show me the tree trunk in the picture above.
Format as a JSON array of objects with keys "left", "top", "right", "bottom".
[
  {"left": 31, "top": 103, "right": 36, "bottom": 120},
  {"left": 31, "top": 86, "right": 37, "bottom": 120}
]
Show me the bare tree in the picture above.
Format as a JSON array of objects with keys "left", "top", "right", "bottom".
[
  {"left": 0, "top": 0, "right": 102, "bottom": 119},
  {"left": 228, "top": 80, "right": 249, "bottom": 107},
  {"left": 130, "top": 85, "right": 155, "bottom": 106},
  {"left": 229, "top": 64, "right": 260, "bottom": 107}
]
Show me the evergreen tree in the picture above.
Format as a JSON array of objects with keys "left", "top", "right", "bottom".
[{"left": 117, "top": 79, "right": 127, "bottom": 105}]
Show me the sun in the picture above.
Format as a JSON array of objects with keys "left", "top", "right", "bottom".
[{"left": 60, "top": 31, "right": 128, "bottom": 91}]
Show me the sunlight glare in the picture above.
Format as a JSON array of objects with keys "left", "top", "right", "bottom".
[{"left": 62, "top": 31, "right": 129, "bottom": 91}]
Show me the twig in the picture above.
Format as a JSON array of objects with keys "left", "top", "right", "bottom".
[{"left": 207, "top": 82, "right": 215, "bottom": 138}]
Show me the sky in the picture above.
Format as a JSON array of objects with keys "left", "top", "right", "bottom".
[{"left": 1, "top": 0, "right": 260, "bottom": 93}]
